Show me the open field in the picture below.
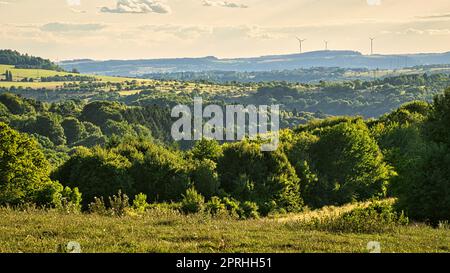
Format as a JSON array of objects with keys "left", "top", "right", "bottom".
[
  {"left": 0, "top": 64, "right": 253, "bottom": 95},
  {"left": 0, "top": 64, "right": 155, "bottom": 89},
  {"left": 0, "top": 64, "right": 72, "bottom": 79},
  {"left": 0, "top": 206, "right": 448, "bottom": 253}
]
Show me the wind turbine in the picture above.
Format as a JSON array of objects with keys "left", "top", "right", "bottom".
[
  {"left": 324, "top": 40, "right": 329, "bottom": 51},
  {"left": 369, "top": 37, "right": 375, "bottom": 55},
  {"left": 296, "top": 37, "right": 306, "bottom": 53}
]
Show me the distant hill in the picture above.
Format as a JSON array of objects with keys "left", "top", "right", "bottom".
[
  {"left": 59, "top": 50, "right": 450, "bottom": 77},
  {"left": 0, "top": 49, "right": 63, "bottom": 71}
]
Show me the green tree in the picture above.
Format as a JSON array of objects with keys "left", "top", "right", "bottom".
[
  {"left": 396, "top": 89, "right": 450, "bottom": 223},
  {"left": 114, "top": 140, "right": 190, "bottom": 202},
  {"left": 190, "top": 138, "right": 223, "bottom": 162},
  {"left": 190, "top": 159, "right": 220, "bottom": 199},
  {"left": 0, "top": 93, "right": 35, "bottom": 115},
  {"left": 80, "top": 101, "right": 124, "bottom": 127},
  {"left": 54, "top": 147, "right": 134, "bottom": 207},
  {"left": 25, "top": 114, "right": 66, "bottom": 146},
  {"left": 0, "top": 122, "right": 66, "bottom": 206},
  {"left": 308, "top": 119, "right": 394, "bottom": 207},
  {"left": 218, "top": 141, "right": 302, "bottom": 215},
  {"left": 61, "top": 117, "right": 86, "bottom": 144}
]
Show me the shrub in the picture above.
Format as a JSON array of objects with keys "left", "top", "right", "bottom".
[
  {"left": 294, "top": 201, "right": 408, "bottom": 234},
  {"left": 88, "top": 197, "right": 108, "bottom": 215},
  {"left": 205, "top": 197, "right": 226, "bottom": 216},
  {"left": 59, "top": 187, "right": 82, "bottom": 213},
  {"left": 239, "top": 201, "right": 259, "bottom": 219},
  {"left": 133, "top": 193, "right": 149, "bottom": 213},
  {"left": 180, "top": 188, "right": 205, "bottom": 214},
  {"left": 222, "top": 197, "right": 240, "bottom": 218},
  {"left": 109, "top": 190, "right": 130, "bottom": 217}
]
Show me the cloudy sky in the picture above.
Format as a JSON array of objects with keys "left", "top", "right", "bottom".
[{"left": 1, "top": 0, "right": 450, "bottom": 60}]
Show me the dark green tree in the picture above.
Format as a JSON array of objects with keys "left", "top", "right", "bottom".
[
  {"left": 61, "top": 117, "right": 86, "bottom": 144},
  {"left": 54, "top": 147, "right": 134, "bottom": 207},
  {"left": 396, "top": 88, "right": 450, "bottom": 223},
  {"left": 218, "top": 141, "right": 303, "bottom": 215},
  {"left": 25, "top": 114, "right": 66, "bottom": 146},
  {"left": 307, "top": 119, "right": 394, "bottom": 207}
]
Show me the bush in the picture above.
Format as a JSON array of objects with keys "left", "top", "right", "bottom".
[
  {"left": 180, "top": 188, "right": 205, "bottom": 214},
  {"left": 109, "top": 190, "right": 130, "bottom": 217},
  {"left": 88, "top": 197, "right": 108, "bottom": 215},
  {"left": 222, "top": 197, "right": 240, "bottom": 218},
  {"left": 205, "top": 196, "right": 226, "bottom": 216},
  {"left": 133, "top": 193, "right": 149, "bottom": 213},
  {"left": 239, "top": 201, "right": 259, "bottom": 219},
  {"left": 58, "top": 187, "right": 82, "bottom": 213},
  {"left": 294, "top": 201, "right": 409, "bottom": 234}
]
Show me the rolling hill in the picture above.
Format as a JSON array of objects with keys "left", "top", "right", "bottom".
[{"left": 59, "top": 50, "right": 450, "bottom": 77}]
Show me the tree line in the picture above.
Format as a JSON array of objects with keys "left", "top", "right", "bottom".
[
  {"left": 0, "top": 50, "right": 63, "bottom": 71},
  {"left": 0, "top": 88, "right": 449, "bottom": 223}
]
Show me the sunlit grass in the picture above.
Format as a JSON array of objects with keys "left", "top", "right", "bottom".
[{"left": 0, "top": 201, "right": 448, "bottom": 253}]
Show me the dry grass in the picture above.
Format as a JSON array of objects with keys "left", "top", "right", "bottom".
[{"left": 0, "top": 201, "right": 448, "bottom": 253}]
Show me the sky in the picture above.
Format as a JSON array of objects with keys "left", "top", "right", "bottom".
[{"left": 1, "top": 0, "right": 450, "bottom": 60}]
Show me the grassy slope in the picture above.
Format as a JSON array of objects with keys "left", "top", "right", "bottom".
[
  {"left": 0, "top": 64, "right": 153, "bottom": 89},
  {"left": 0, "top": 206, "right": 448, "bottom": 253}
]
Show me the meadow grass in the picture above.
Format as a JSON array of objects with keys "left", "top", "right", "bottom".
[
  {"left": 0, "top": 65, "right": 154, "bottom": 89},
  {"left": 0, "top": 204, "right": 448, "bottom": 253}
]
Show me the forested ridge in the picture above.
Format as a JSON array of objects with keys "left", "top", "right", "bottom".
[{"left": 0, "top": 50, "right": 63, "bottom": 71}]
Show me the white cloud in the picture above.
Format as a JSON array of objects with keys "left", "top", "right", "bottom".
[
  {"left": 0, "top": 0, "right": 15, "bottom": 5},
  {"left": 40, "top": 22, "right": 105, "bottom": 33},
  {"left": 66, "top": 0, "right": 81, "bottom": 6},
  {"left": 202, "top": 0, "right": 248, "bottom": 9},
  {"left": 139, "top": 24, "right": 213, "bottom": 39},
  {"left": 418, "top": 13, "right": 450, "bottom": 20},
  {"left": 100, "top": 0, "right": 171, "bottom": 14},
  {"left": 366, "top": 0, "right": 381, "bottom": 6}
]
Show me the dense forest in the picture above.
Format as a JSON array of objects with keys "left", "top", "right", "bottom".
[
  {"left": 1, "top": 88, "right": 449, "bottom": 223},
  {"left": 0, "top": 49, "right": 63, "bottom": 71}
]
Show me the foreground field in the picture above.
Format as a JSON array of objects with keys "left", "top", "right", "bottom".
[{"left": 0, "top": 207, "right": 448, "bottom": 253}]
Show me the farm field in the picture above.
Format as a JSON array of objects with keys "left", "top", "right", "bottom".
[{"left": 0, "top": 64, "right": 155, "bottom": 90}]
